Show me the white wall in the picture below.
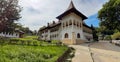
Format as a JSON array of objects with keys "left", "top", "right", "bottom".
[
  {"left": 60, "top": 12, "right": 86, "bottom": 40},
  {"left": 40, "top": 12, "right": 92, "bottom": 42},
  {"left": 0, "top": 32, "right": 19, "bottom": 38}
]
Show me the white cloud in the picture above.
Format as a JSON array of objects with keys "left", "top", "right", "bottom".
[{"left": 18, "top": 0, "right": 108, "bottom": 31}]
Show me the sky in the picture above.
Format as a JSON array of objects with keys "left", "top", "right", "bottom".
[{"left": 18, "top": 0, "right": 108, "bottom": 31}]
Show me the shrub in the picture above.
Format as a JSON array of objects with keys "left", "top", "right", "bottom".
[
  {"left": 104, "top": 35, "right": 112, "bottom": 40},
  {"left": 112, "top": 32, "right": 120, "bottom": 40},
  {"left": 9, "top": 38, "right": 20, "bottom": 44},
  {"left": 33, "top": 41, "right": 38, "bottom": 46}
]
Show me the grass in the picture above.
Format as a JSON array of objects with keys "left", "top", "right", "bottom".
[
  {"left": 0, "top": 36, "right": 68, "bottom": 62},
  {"left": 0, "top": 45, "right": 68, "bottom": 62}
]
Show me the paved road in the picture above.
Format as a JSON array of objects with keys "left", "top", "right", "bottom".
[
  {"left": 70, "top": 44, "right": 93, "bottom": 62},
  {"left": 70, "top": 42, "right": 120, "bottom": 62},
  {"left": 90, "top": 42, "right": 120, "bottom": 62}
]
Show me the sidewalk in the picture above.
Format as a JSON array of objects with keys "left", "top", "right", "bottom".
[{"left": 69, "top": 44, "right": 93, "bottom": 62}]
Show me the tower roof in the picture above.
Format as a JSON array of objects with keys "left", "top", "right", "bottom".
[
  {"left": 67, "top": 0, "right": 75, "bottom": 10},
  {"left": 56, "top": 1, "right": 87, "bottom": 20}
]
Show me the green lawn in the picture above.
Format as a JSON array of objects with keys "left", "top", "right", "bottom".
[{"left": 0, "top": 45, "right": 68, "bottom": 62}]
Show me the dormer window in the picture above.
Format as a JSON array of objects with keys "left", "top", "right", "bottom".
[{"left": 80, "top": 23, "right": 81, "bottom": 28}]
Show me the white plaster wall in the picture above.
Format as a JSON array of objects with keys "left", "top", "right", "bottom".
[
  {"left": 72, "top": 26, "right": 86, "bottom": 40},
  {"left": 40, "top": 12, "right": 91, "bottom": 42},
  {"left": 61, "top": 26, "right": 73, "bottom": 40},
  {"left": 60, "top": 12, "right": 86, "bottom": 40},
  {"left": 0, "top": 32, "right": 19, "bottom": 38},
  {"left": 50, "top": 31, "right": 59, "bottom": 40}
]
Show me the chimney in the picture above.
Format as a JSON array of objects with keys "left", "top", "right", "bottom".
[
  {"left": 47, "top": 23, "right": 49, "bottom": 26},
  {"left": 53, "top": 21, "right": 55, "bottom": 24}
]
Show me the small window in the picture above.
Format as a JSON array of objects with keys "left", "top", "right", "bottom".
[
  {"left": 80, "top": 23, "right": 81, "bottom": 27},
  {"left": 63, "top": 23, "right": 65, "bottom": 27},
  {"left": 65, "top": 33, "right": 69, "bottom": 38},
  {"left": 74, "top": 20, "right": 76, "bottom": 25},
  {"left": 66, "top": 22, "right": 68, "bottom": 26},
  {"left": 77, "top": 33, "right": 80, "bottom": 38},
  {"left": 69, "top": 20, "right": 72, "bottom": 25},
  {"left": 77, "top": 22, "right": 79, "bottom": 27}
]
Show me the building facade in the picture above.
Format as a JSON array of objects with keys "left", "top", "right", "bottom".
[{"left": 39, "top": 1, "right": 93, "bottom": 45}]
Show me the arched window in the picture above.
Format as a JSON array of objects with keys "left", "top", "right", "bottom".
[
  {"left": 66, "top": 21, "right": 68, "bottom": 27},
  {"left": 69, "top": 20, "right": 72, "bottom": 25},
  {"left": 77, "top": 22, "right": 79, "bottom": 27},
  {"left": 63, "top": 23, "right": 65, "bottom": 28},
  {"left": 79, "top": 23, "right": 81, "bottom": 28},
  {"left": 77, "top": 33, "right": 80, "bottom": 38},
  {"left": 65, "top": 33, "right": 69, "bottom": 38},
  {"left": 74, "top": 20, "right": 76, "bottom": 25}
]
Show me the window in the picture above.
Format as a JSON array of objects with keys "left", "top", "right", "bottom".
[
  {"left": 74, "top": 20, "right": 76, "bottom": 25},
  {"left": 41, "top": 35, "right": 43, "bottom": 38},
  {"left": 77, "top": 33, "right": 80, "bottom": 38},
  {"left": 69, "top": 20, "right": 72, "bottom": 25},
  {"left": 80, "top": 23, "right": 81, "bottom": 28},
  {"left": 65, "top": 33, "right": 69, "bottom": 38},
  {"left": 77, "top": 22, "right": 79, "bottom": 27},
  {"left": 63, "top": 23, "right": 65, "bottom": 27},
  {"left": 66, "top": 21, "right": 68, "bottom": 26}
]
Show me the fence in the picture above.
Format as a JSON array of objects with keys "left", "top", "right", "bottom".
[{"left": 0, "top": 32, "right": 19, "bottom": 38}]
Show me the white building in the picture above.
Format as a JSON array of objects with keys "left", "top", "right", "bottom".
[{"left": 39, "top": 1, "right": 93, "bottom": 45}]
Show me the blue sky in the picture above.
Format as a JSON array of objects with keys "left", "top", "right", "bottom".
[
  {"left": 18, "top": 0, "right": 108, "bottom": 31},
  {"left": 85, "top": 14, "right": 100, "bottom": 27}
]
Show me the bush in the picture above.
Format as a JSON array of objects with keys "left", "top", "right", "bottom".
[
  {"left": 104, "top": 35, "right": 112, "bottom": 40},
  {"left": 33, "top": 40, "right": 39, "bottom": 46},
  {"left": 112, "top": 32, "right": 120, "bottom": 40},
  {"left": 0, "top": 45, "right": 68, "bottom": 62}
]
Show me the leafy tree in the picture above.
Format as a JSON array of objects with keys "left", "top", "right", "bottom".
[
  {"left": 0, "top": 0, "right": 21, "bottom": 32},
  {"left": 91, "top": 25, "right": 98, "bottom": 41},
  {"left": 98, "top": 0, "right": 120, "bottom": 34},
  {"left": 14, "top": 23, "right": 33, "bottom": 35}
]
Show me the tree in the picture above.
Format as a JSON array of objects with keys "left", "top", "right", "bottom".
[
  {"left": 33, "top": 30, "right": 38, "bottom": 35},
  {"left": 98, "top": 0, "right": 120, "bottom": 34},
  {"left": 14, "top": 23, "right": 33, "bottom": 35},
  {"left": 91, "top": 25, "right": 98, "bottom": 41},
  {"left": 0, "top": 0, "right": 21, "bottom": 32}
]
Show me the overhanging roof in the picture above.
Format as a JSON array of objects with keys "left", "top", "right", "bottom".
[{"left": 56, "top": 1, "right": 87, "bottom": 20}]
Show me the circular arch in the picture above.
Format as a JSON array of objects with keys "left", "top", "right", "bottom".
[
  {"left": 77, "top": 33, "right": 80, "bottom": 38},
  {"left": 65, "top": 33, "right": 69, "bottom": 38}
]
